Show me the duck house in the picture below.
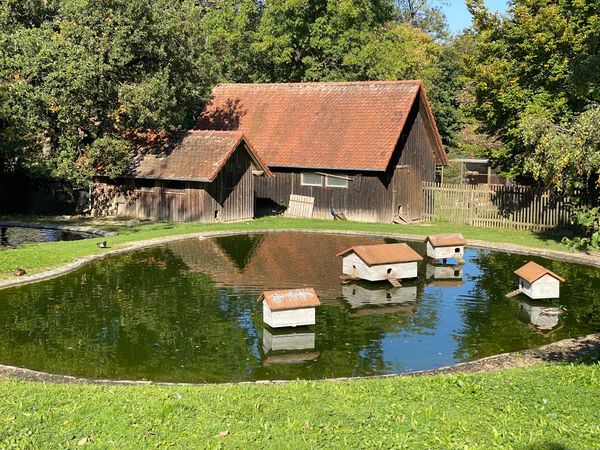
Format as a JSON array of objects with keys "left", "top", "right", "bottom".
[
  {"left": 258, "top": 288, "right": 321, "bottom": 328},
  {"left": 338, "top": 243, "right": 423, "bottom": 286},
  {"left": 514, "top": 261, "right": 564, "bottom": 299},
  {"left": 425, "top": 234, "right": 466, "bottom": 263}
]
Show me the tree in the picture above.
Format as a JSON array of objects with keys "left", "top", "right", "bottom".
[
  {"left": 465, "top": 0, "right": 600, "bottom": 181},
  {"left": 0, "top": 0, "right": 216, "bottom": 186}
]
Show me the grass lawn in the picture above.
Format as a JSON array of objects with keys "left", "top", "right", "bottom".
[
  {"left": 0, "top": 364, "right": 598, "bottom": 448},
  {"left": 0, "top": 216, "right": 570, "bottom": 280}
]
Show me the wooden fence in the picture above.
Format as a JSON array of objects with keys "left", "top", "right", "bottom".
[{"left": 422, "top": 182, "right": 571, "bottom": 231}]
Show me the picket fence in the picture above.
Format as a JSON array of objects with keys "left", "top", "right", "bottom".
[{"left": 422, "top": 182, "right": 571, "bottom": 231}]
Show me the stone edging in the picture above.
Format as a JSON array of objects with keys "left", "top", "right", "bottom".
[
  {"left": 1, "top": 227, "right": 599, "bottom": 292},
  {"left": 1, "top": 332, "right": 598, "bottom": 386},
  {"left": 0, "top": 221, "right": 115, "bottom": 238}
]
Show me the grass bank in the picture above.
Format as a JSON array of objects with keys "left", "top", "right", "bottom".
[
  {"left": 0, "top": 364, "right": 598, "bottom": 448},
  {"left": 0, "top": 216, "right": 569, "bottom": 280}
]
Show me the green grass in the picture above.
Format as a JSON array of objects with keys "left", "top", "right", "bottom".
[
  {"left": 0, "top": 364, "right": 598, "bottom": 448},
  {"left": 0, "top": 216, "right": 570, "bottom": 280}
]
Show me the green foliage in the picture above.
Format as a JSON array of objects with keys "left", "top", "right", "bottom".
[
  {"left": 562, "top": 206, "right": 600, "bottom": 251},
  {"left": 0, "top": 0, "right": 215, "bottom": 186},
  {"left": 465, "top": 0, "right": 600, "bottom": 184}
]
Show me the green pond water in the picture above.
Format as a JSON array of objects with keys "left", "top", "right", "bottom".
[{"left": 0, "top": 232, "right": 598, "bottom": 383}]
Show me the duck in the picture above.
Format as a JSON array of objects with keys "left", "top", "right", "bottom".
[
  {"left": 96, "top": 241, "right": 108, "bottom": 249},
  {"left": 14, "top": 268, "right": 26, "bottom": 277}
]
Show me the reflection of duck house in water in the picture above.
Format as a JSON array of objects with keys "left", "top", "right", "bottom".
[
  {"left": 425, "top": 234, "right": 466, "bottom": 264},
  {"left": 337, "top": 243, "right": 422, "bottom": 287},
  {"left": 263, "top": 327, "right": 315, "bottom": 353},
  {"left": 342, "top": 283, "right": 417, "bottom": 315},
  {"left": 511, "top": 261, "right": 564, "bottom": 299},
  {"left": 258, "top": 288, "right": 321, "bottom": 328},
  {"left": 519, "top": 301, "right": 563, "bottom": 332},
  {"left": 262, "top": 327, "right": 319, "bottom": 366},
  {"left": 425, "top": 263, "right": 464, "bottom": 287}
]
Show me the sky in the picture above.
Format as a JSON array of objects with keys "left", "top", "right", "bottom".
[{"left": 442, "top": 0, "right": 509, "bottom": 34}]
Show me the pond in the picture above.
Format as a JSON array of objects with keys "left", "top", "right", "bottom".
[
  {"left": 0, "top": 232, "right": 598, "bottom": 383},
  {"left": 0, "top": 226, "right": 94, "bottom": 247}
]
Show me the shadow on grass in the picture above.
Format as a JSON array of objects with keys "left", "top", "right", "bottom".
[
  {"left": 525, "top": 443, "right": 570, "bottom": 450},
  {"left": 534, "top": 334, "right": 600, "bottom": 366}
]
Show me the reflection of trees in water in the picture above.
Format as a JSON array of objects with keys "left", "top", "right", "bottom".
[
  {"left": 0, "top": 239, "right": 438, "bottom": 382},
  {"left": 452, "top": 251, "right": 600, "bottom": 362}
]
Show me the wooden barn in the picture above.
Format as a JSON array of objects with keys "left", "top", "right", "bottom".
[
  {"left": 93, "top": 131, "right": 271, "bottom": 222},
  {"left": 196, "top": 81, "right": 449, "bottom": 223}
]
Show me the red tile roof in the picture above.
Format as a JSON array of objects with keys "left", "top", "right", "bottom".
[
  {"left": 196, "top": 81, "right": 447, "bottom": 171},
  {"left": 258, "top": 288, "right": 321, "bottom": 311},
  {"left": 514, "top": 261, "right": 565, "bottom": 284},
  {"left": 133, "top": 131, "right": 271, "bottom": 182},
  {"left": 337, "top": 243, "right": 423, "bottom": 265},
  {"left": 425, "top": 233, "right": 466, "bottom": 247}
]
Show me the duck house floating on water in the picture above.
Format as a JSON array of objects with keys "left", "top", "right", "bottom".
[
  {"left": 513, "top": 261, "right": 564, "bottom": 299},
  {"left": 258, "top": 288, "right": 321, "bottom": 328},
  {"left": 425, "top": 234, "right": 466, "bottom": 263},
  {"left": 338, "top": 243, "right": 423, "bottom": 287}
]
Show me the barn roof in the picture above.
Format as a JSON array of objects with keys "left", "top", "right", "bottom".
[
  {"left": 258, "top": 288, "right": 321, "bottom": 311},
  {"left": 514, "top": 261, "right": 565, "bottom": 284},
  {"left": 132, "top": 131, "right": 271, "bottom": 182},
  {"left": 196, "top": 81, "right": 447, "bottom": 171},
  {"left": 337, "top": 243, "right": 423, "bottom": 265},
  {"left": 425, "top": 233, "right": 466, "bottom": 247}
]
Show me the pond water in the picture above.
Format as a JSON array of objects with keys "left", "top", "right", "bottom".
[
  {"left": 0, "top": 226, "right": 93, "bottom": 247},
  {"left": 0, "top": 232, "right": 598, "bottom": 383}
]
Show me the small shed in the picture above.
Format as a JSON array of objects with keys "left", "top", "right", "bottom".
[
  {"left": 514, "top": 261, "right": 564, "bottom": 299},
  {"left": 338, "top": 243, "right": 423, "bottom": 285},
  {"left": 425, "top": 233, "right": 466, "bottom": 262},
  {"left": 258, "top": 288, "right": 321, "bottom": 328}
]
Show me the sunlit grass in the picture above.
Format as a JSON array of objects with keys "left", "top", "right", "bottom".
[{"left": 0, "top": 364, "right": 598, "bottom": 448}]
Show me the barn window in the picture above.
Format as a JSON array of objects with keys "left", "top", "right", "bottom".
[
  {"left": 325, "top": 175, "right": 349, "bottom": 188},
  {"left": 301, "top": 172, "right": 323, "bottom": 186}
]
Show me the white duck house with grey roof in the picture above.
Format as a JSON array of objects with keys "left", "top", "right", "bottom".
[
  {"left": 258, "top": 288, "right": 321, "bottom": 328},
  {"left": 514, "top": 261, "right": 564, "bottom": 299},
  {"left": 425, "top": 233, "right": 466, "bottom": 261},
  {"left": 337, "top": 243, "right": 423, "bottom": 284}
]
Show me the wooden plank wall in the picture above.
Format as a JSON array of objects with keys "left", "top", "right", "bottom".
[
  {"left": 391, "top": 98, "right": 437, "bottom": 222},
  {"left": 255, "top": 171, "right": 393, "bottom": 222},
  {"left": 422, "top": 182, "right": 571, "bottom": 231},
  {"left": 97, "top": 146, "right": 255, "bottom": 222}
]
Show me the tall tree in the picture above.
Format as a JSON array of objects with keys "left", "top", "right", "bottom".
[
  {"left": 1, "top": 0, "right": 216, "bottom": 186},
  {"left": 466, "top": 0, "right": 600, "bottom": 185}
]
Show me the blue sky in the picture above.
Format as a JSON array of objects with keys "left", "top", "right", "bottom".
[{"left": 442, "top": 0, "right": 509, "bottom": 33}]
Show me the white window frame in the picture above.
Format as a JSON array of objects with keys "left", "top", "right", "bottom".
[
  {"left": 324, "top": 174, "right": 349, "bottom": 188},
  {"left": 301, "top": 172, "right": 324, "bottom": 187}
]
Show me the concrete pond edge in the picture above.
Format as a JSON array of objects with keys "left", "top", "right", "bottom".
[
  {"left": 0, "top": 226, "right": 598, "bottom": 386},
  {"left": 0, "top": 220, "right": 115, "bottom": 238}
]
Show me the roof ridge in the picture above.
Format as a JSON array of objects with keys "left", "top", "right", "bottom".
[{"left": 216, "top": 80, "right": 423, "bottom": 88}]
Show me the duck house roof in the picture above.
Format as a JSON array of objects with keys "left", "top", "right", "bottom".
[
  {"left": 337, "top": 243, "right": 423, "bottom": 266},
  {"left": 514, "top": 261, "right": 565, "bottom": 284}
]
